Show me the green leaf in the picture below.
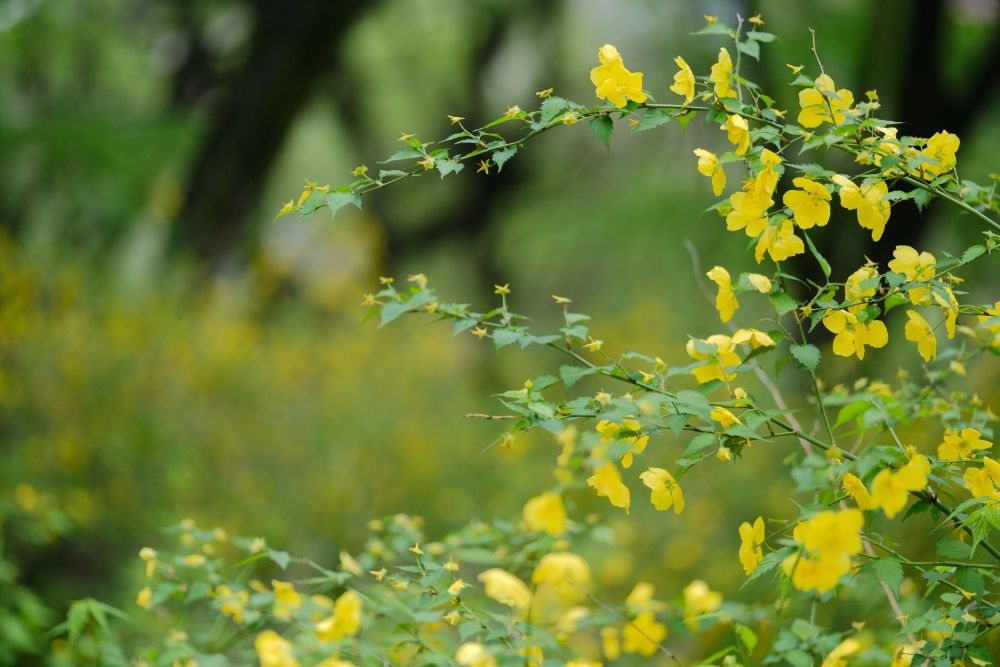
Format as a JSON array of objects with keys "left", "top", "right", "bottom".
[
  {"left": 268, "top": 549, "right": 291, "bottom": 570},
  {"left": 559, "top": 365, "right": 595, "bottom": 388},
  {"left": 871, "top": 556, "right": 904, "bottom": 596},
  {"left": 300, "top": 190, "right": 328, "bottom": 217},
  {"left": 802, "top": 232, "right": 831, "bottom": 279},
  {"left": 961, "top": 244, "right": 986, "bottom": 263},
  {"left": 748, "top": 31, "right": 776, "bottom": 42},
  {"left": 66, "top": 600, "right": 91, "bottom": 645},
  {"left": 681, "top": 432, "right": 717, "bottom": 459},
  {"left": 588, "top": 116, "right": 613, "bottom": 151},
  {"left": 435, "top": 157, "right": 464, "bottom": 178},
  {"left": 911, "top": 188, "right": 933, "bottom": 211},
  {"left": 937, "top": 539, "right": 972, "bottom": 560},
  {"left": 491, "top": 147, "right": 517, "bottom": 171},
  {"left": 745, "top": 547, "right": 793, "bottom": 584},
  {"left": 539, "top": 96, "right": 569, "bottom": 124},
  {"left": 734, "top": 624, "right": 758, "bottom": 652},
  {"left": 382, "top": 148, "right": 422, "bottom": 163},
  {"left": 676, "top": 110, "right": 697, "bottom": 129},
  {"left": 769, "top": 291, "right": 798, "bottom": 316},
  {"left": 956, "top": 566, "right": 985, "bottom": 596},
  {"left": 326, "top": 191, "right": 362, "bottom": 218},
  {"left": 492, "top": 328, "right": 521, "bottom": 350},
  {"left": 737, "top": 39, "right": 760, "bottom": 60},
  {"left": 789, "top": 343, "right": 821, "bottom": 373},
  {"left": 690, "top": 22, "right": 734, "bottom": 36},
  {"left": 834, "top": 400, "right": 871, "bottom": 428},
  {"left": 633, "top": 108, "right": 673, "bottom": 132}
]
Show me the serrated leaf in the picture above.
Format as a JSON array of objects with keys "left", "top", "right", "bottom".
[
  {"left": 769, "top": 291, "right": 798, "bottom": 316},
  {"left": 588, "top": 116, "right": 613, "bottom": 151},
  {"left": 435, "top": 157, "right": 464, "bottom": 178},
  {"left": 737, "top": 39, "right": 760, "bottom": 60},
  {"left": 961, "top": 244, "right": 986, "bottom": 263},
  {"left": 326, "top": 191, "right": 362, "bottom": 218},
  {"left": 492, "top": 147, "right": 517, "bottom": 171},
  {"left": 789, "top": 343, "right": 821, "bottom": 373},
  {"left": 734, "top": 624, "right": 758, "bottom": 652},
  {"left": 834, "top": 400, "right": 871, "bottom": 428},
  {"left": 559, "top": 365, "right": 595, "bottom": 388},
  {"left": 745, "top": 547, "right": 793, "bottom": 584},
  {"left": 492, "top": 328, "right": 521, "bottom": 350},
  {"left": 633, "top": 108, "right": 673, "bottom": 132},
  {"left": 871, "top": 556, "right": 904, "bottom": 596},
  {"left": 539, "top": 96, "right": 569, "bottom": 124},
  {"left": 937, "top": 539, "right": 972, "bottom": 560},
  {"left": 956, "top": 566, "right": 985, "bottom": 595}
]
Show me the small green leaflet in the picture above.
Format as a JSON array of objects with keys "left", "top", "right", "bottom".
[
  {"left": 633, "top": 108, "right": 673, "bottom": 132},
  {"left": 435, "top": 157, "right": 464, "bottom": 178},
  {"left": 789, "top": 343, "right": 821, "bottom": 373},
  {"left": 326, "top": 191, "right": 362, "bottom": 218},
  {"left": 492, "top": 147, "right": 517, "bottom": 171},
  {"left": 737, "top": 39, "right": 760, "bottom": 60},
  {"left": 870, "top": 556, "right": 903, "bottom": 596},
  {"left": 589, "top": 116, "right": 613, "bottom": 151},
  {"left": 802, "top": 231, "right": 831, "bottom": 279}
]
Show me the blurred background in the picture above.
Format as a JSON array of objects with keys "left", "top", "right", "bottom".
[{"left": 2, "top": 0, "right": 999, "bottom": 661}]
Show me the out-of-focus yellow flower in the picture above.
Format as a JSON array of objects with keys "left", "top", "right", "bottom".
[
  {"left": 782, "top": 509, "right": 863, "bottom": 593},
  {"left": 904, "top": 310, "right": 936, "bottom": 362},
  {"left": 622, "top": 612, "right": 667, "bottom": 656},
  {"left": 738, "top": 517, "right": 765, "bottom": 575},
  {"left": 938, "top": 428, "right": 992, "bottom": 461},
  {"left": 455, "top": 643, "right": 497, "bottom": 667},
  {"left": 478, "top": 568, "right": 532, "bottom": 615},
  {"left": 315, "top": 590, "right": 363, "bottom": 641},
  {"left": 523, "top": 492, "right": 567, "bottom": 536},
  {"left": 821, "top": 638, "right": 861, "bottom": 667},
  {"left": 682, "top": 579, "right": 722, "bottom": 630},
  {"left": 587, "top": 462, "right": 630, "bottom": 512},
  {"left": 272, "top": 580, "right": 303, "bottom": 620},
  {"left": 871, "top": 455, "right": 930, "bottom": 518},
  {"left": 255, "top": 630, "right": 300, "bottom": 667},
  {"left": 842, "top": 473, "right": 875, "bottom": 510},
  {"left": 710, "top": 406, "right": 741, "bottom": 429},
  {"left": 136, "top": 586, "right": 152, "bottom": 609},
  {"left": 706, "top": 266, "right": 738, "bottom": 323}
]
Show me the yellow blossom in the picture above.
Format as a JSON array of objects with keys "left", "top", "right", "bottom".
[
  {"left": 919, "top": 130, "right": 959, "bottom": 179},
  {"left": 272, "top": 580, "right": 303, "bottom": 620},
  {"left": 798, "top": 74, "right": 854, "bottom": 128},
  {"left": 710, "top": 406, "right": 741, "bottom": 429},
  {"left": 871, "top": 455, "right": 931, "bottom": 518},
  {"left": 888, "top": 245, "right": 936, "bottom": 305},
  {"left": 216, "top": 585, "right": 250, "bottom": 624},
  {"left": 532, "top": 552, "right": 590, "bottom": 601},
  {"left": 783, "top": 176, "right": 831, "bottom": 228},
  {"left": 823, "top": 310, "right": 889, "bottom": 360},
  {"left": 315, "top": 590, "right": 363, "bottom": 641},
  {"left": 963, "top": 460, "right": 1000, "bottom": 501},
  {"left": 370, "top": 568, "right": 387, "bottom": 581},
  {"left": 255, "top": 630, "right": 300, "bottom": 667},
  {"left": 821, "top": 638, "right": 861, "bottom": 667},
  {"left": 938, "top": 428, "right": 992, "bottom": 461},
  {"left": 535, "top": 88, "right": 553, "bottom": 98},
  {"left": 748, "top": 13, "right": 764, "bottom": 25},
  {"left": 523, "top": 492, "right": 567, "bottom": 536},
  {"left": 842, "top": 473, "right": 875, "bottom": 510},
  {"left": 136, "top": 586, "right": 152, "bottom": 609},
  {"left": 710, "top": 47, "right": 736, "bottom": 99},
  {"left": 686, "top": 334, "right": 741, "bottom": 384},
  {"left": 904, "top": 310, "right": 936, "bottom": 362},
  {"left": 682, "top": 580, "right": 722, "bottom": 630},
  {"left": 638, "top": 467, "right": 684, "bottom": 514},
  {"left": 726, "top": 188, "right": 772, "bottom": 237},
  {"left": 477, "top": 159, "right": 490, "bottom": 174},
  {"left": 405, "top": 273, "right": 428, "bottom": 288},
  {"left": 504, "top": 105, "right": 521, "bottom": 118},
  {"left": 601, "top": 627, "right": 620, "bottom": 660},
  {"left": 455, "top": 643, "right": 497, "bottom": 667},
  {"left": 722, "top": 114, "right": 751, "bottom": 156},
  {"left": 706, "top": 266, "right": 738, "bottom": 322},
  {"left": 738, "top": 517, "right": 765, "bottom": 575},
  {"left": 351, "top": 164, "right": 368, "bottom": 177},
  {"left": 755, "top": 219, "right": 805, "bottom": 263},
  {"left": 561, "top": 112, "right": 578, "bottom": 125},
  {"left": 782, "top": 509, "right": 864, "bottom": 593},
  {"left": 754, "top": 148, "right": 783, "bottom": 195},
  {"left": 448, "top": 579, "right": 467, "bottom": 596},
  {"left": 552, "top": 294, "right": 572, "bottom": 304},
  {"left": 747, "top": 273, "right": 772, "bottom": 293},
  {"left": 587, "top": 462, "right": 630, "bottom": 512},
  {"left": 447, "top": 114, "right": 465, "bottom": 125},
  {"left": 669, "top": 55, "right": 696, "bottom": 105},
  {"left": 732, "top": 328, "right": 775, "bottom": 348},
  {"left": 621, "top": 612, "right": 667, "bottom": 656},
  {"left": 832, "top": 175, "right": 891, "bottom": 241},
  {"left": 787, "top": 63, "right": 804, "bottom": 74},
  {"left": 693, "top": 149, "right": 726, "bottom": 196},
  {"left": 478, "top": 569, "right": 532, "bottom": 615},
  {"left": 590, "top": 44, "right": 647, "bottom": 108}
]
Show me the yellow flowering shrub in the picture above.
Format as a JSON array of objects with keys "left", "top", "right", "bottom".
[{"left": 44, "top": 14, "right": 1000, "bottom": 667}]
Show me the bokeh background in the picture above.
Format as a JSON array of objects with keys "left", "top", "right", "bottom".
[{"left": 2, "top": 0, "right": 999, "bottom": 661}]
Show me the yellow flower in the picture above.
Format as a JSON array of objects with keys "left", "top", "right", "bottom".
[
  {"left": 136, "top": 586, "right": 152, "bottom": 609},
  {"left": 584, "top": 337, "right": 603, "bottom": 352},
  {"left": 797, "top": 74, "right": 854, "bottom": 128},
  {"left": 523, "top": 492, "right": 567, "bottom": 536},
  {"left": 447, "top": 114, "right": 465, "bottom": 125},
  {"left": 587, "top": 462, "right": 630, "bottom": 512},
  {"left": 590, "top": 44, "right": 647, "bottom": 108},
  {"left": 478, "top": 569, "right": 532, "bottom": 615},
  {"left": 447, "top": 579, "right": 467, "bottom": 596},
  {"left": 670, "top": 55, "right": 696, "bottom": 105},
  {"left": 622, "top": 612, "right": 667, "bottom": 657},
  {"left": 722, "top": 114, "right": 751, "bottom": 156},
  {"left": 963, "top": 460, "right": 1000, "bottom": 501},
  {"left": 351, "top": 164, "right": 368, "bottom": 177},
  {"left": 726, "top": 188, "right": 772, "bottom": 237},
  {"left": 787, "top": 63, "right": 805, "bottom": 74},
  {"left": 272, "top": 580, "right": 303, "bottom": 620},
  {"left": 748, "top": 13, "right": 765, "bottom": 25},
  {"left": 782, "top": 509, "right": 863, "bottom": 593},
  {"left": 871, "top": 455, "right": 931, "bottom": 518},
  {"left": 754, "top": 148, "right": 783, "bottom": 195},
  {"left": 504, "top": 105, "right": 521, "bottom": 118},
  {"left": 783, "top": 176, "right": 831, "bottom": 229},
  {"left": 535, "top": 88, "right": 553, "bottom": 98},
  {"left": 405, "top": 273, "right": 428, "bottom": 289},
  {"left": 821, "top": 638, "right": 861, "bottom": 667},
  {"left": 477, "top": 159, "right": 490, "bottom": 174},
  {"left": 532, "top": 552, "right": 590, "bottom": 602},
  {"left": 183, "top": 553, "right": 206, "bottom": 567},
  {"left": 217, "top": 585, "right": 250, "bottom": 624},
  {"left": 706, "top": 266, "right": 738, "bottom": 322},
  {"left": 693, "top": 149, "right": 726, "bottom": 196},
  {"left": 552, "top": 294, "right": 572, "bottom": 305},
  {"left": 601, "top": 626, "right": 621, "bottom": 659},
  {"left": 638, "top": 467, "right": 684, "bottom": 514},
  {"left": 755, "top": 219, "right": 805, "bottom": 263},
  {"left": 315, "top": 590, "right": 363, "bottom": 641},
  {"left": 255, "top": 630, "right": 300, "bottom": 667},
  {"left": 710, "top": 406, "right": 741, "bottom": 429},
  {"left": 710, "top": 47, "right": 736, "bottom": 99},
  {"left": 919, "top": 130, "right": 959, "bottom": 179},
  {"left": 822, "top": 310, "right": 888, "bottom": 360},
  {"left": 738, "top": 516, "right": 765, "bottom": 575},
  {"left": 682, "top": 579, "right": 722, "bottom": 630},
  {"left": 938, "top": 427, "right": 992, "bottom": 461},
  {"left": 493, "top": 283, "right": 510, "bottom": 295},
  {"left": 732, "top": 328, "right": 775, "bottom": 349},
  {"left": 904, "top": 310, "right": 936, "bottom": 362},
  {"left": 888, "top": 245, "right": 936, "bottom": 305},
  {"left": 842, "top": 473, "right": 875, "bottom": 511},
  {"left": 471, "top": 326, "right": 488, "bottom": 339},
  {"left": 455, "top": 643, "right": 497, "bottom": 667},
  {"left": 686, "top": 334, "right": 741, "bottom": 384},
  {"left": 747, "top": 273, "right": 772, "bottom": 293},
  {"left": 832, "top": 175, "right": 891, "bottom": 241}
]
